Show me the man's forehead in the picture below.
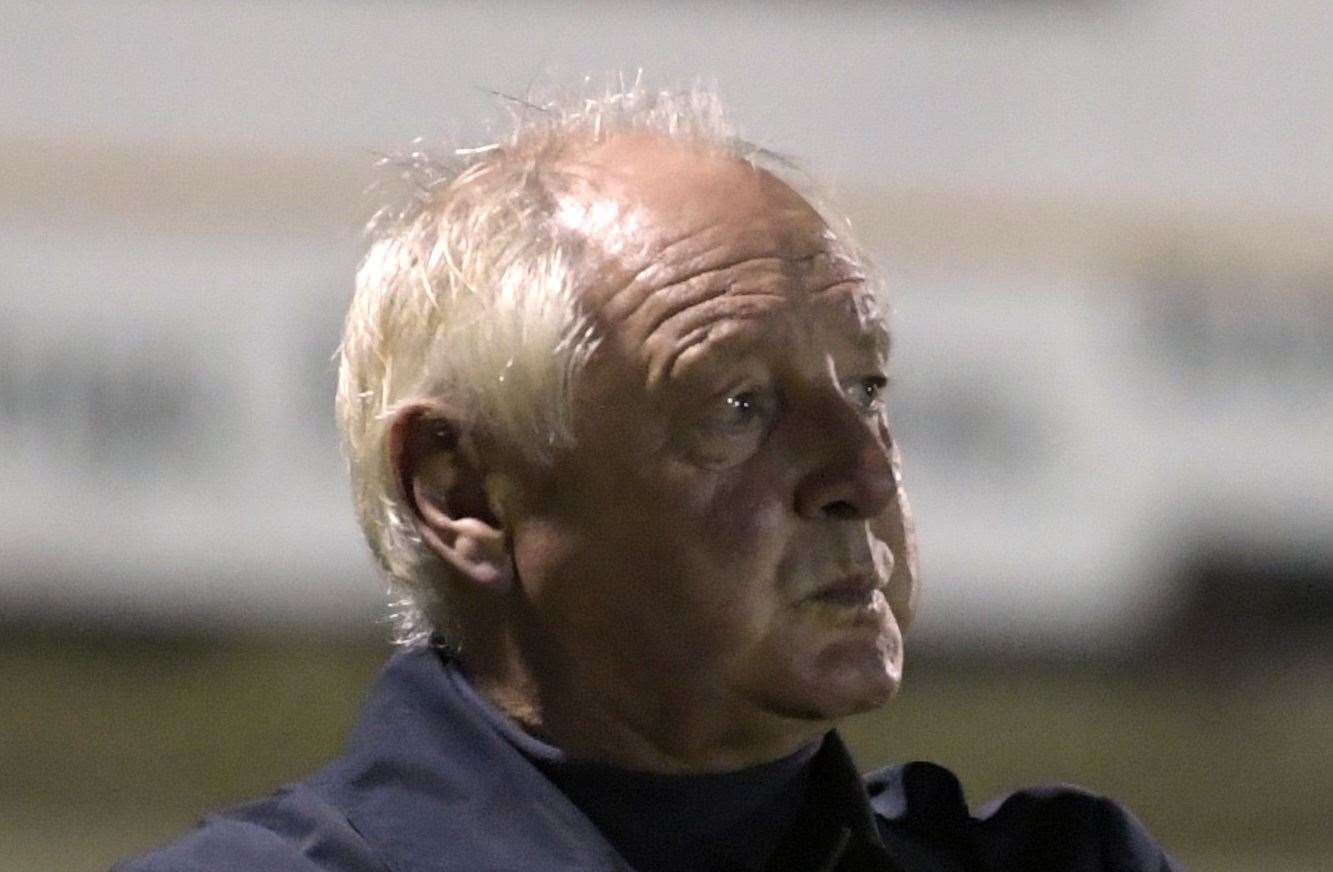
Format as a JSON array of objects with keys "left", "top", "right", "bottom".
[
  {"left": 555, "top": 136, "right": 825, "bottom": 255},
  {"left": 555, "top": 133, "right": 761, "bottom": 201},
  {"left": 548, "top": 134, "right": 889, "bottom": 377},
  {"left": 553, "top": 138, "right": 863, "bottom": 297},
  {"left": 664, "top": 282, "right": 889, "bottom": 373}
]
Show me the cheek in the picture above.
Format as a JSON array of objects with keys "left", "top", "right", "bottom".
[{"left": 690, "top": 465, "right": 792, "bottom": 582}]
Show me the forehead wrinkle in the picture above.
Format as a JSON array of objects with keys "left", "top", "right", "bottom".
[
  {"left": 650, "top": 277, "right": 883, "bottom": 389},
  {"left": 632, "top": 263, "right": 881, "bottom": 392},
  {"left": 606, "top": 237, "right": 861, "bottom": 336},
  {"left": 598, "top": 227, "right": 813, "bottom": 321},
  {"left": 626, "top": 248, "right": 846, "bottom": 390},
  {"left": 624, "top": 254, "right": 803, "bottom": 344},
  {"left": 589, "top": 222, "right": 708, "bottom": 322},
  {"left": 591, "top": 197, "right": 834, "bottom": 304},
  {"left": 650, "top": 292, "right": 793, "bottom": 388}
]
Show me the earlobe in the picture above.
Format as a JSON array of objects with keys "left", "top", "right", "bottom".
[{"left": 388, "top": 403, "right": 515, "bottom": 595}]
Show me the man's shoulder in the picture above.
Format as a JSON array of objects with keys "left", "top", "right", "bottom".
[
  {"left": 111, "top": 784, "right": 384, "bottom": 872},
  {"left": 112, "top": 648, "right": 626, "bottom": 872},
  {"left": 863, "top": 761, "right": 1180, "bottom": 871},
  {"left": 969, "top": 779, "right": 1178, "bottom": 871}
]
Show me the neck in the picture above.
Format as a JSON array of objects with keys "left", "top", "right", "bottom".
[{"left": 455, "top": 623, "right": 829, "bottom": 774}]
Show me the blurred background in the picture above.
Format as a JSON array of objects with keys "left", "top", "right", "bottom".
[{"left": 2, "top": 1, "right": 1330, "bottom": 870}]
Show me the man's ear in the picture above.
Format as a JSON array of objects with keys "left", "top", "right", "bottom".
[{"left": 386, "top": 402, "right": 515, "bottom": 594}]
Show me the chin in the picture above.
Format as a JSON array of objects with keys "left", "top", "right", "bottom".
[
  {"left": 763, "top": 633, "right": 904, "bottom": 722},
  {"left": 813, "top": 638, "right": 902, "bottom": 716}
]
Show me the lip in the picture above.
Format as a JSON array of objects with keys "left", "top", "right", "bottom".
[{"left": 806, "top": 572, "right": 882, "bottom": 607}]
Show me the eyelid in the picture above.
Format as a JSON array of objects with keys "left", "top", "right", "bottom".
[
  {"left": 842, "top": 373, "right": 889, "bottom": 413},
  {"left": 860, "top": 374, "right": 890, "bottom": 390},
  {"left": 719, "top": 383, "right": 779, "bottom": 422},
  {"left": 840, "top": 373, "right": 888, "bottom": 389},
  {"left": 679, "top": 382, "right": 777, "bottom": 468}
]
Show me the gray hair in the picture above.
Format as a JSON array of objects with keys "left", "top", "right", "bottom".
[{"left": 336, "top": 78, "right": 865, "bottom": 646}]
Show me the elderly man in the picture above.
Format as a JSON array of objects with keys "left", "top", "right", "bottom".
[{"left": 118, "top": 86, "right": 1179, "bottom": 871}]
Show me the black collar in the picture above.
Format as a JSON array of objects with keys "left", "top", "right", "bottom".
[{"left": 762, "top": 729, "right": 889, "bottom": 872}]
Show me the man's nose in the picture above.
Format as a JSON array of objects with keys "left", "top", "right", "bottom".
[{"left": 792, "top": 400, "right": 898, "bottom": 522}]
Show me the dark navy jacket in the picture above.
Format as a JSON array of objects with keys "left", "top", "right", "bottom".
[{"left": 115, "top": 647, "right": 1180, "bottom": 872}]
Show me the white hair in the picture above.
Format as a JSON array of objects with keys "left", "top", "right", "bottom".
[{"left": 336, "top": 78, "right": 868, "bottom": 646}]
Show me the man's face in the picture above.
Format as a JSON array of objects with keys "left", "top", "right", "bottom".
[{"left": 508, "top": 138, "right": 918, "bottom": 734}]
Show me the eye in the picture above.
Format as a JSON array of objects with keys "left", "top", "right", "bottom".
[
  {"left": 683, "top": 385, "right": 779, "bottom": 467},
  {"left": 718, "top": 388, "right": 779, "bottom": 432},
  {"left": 844, "top": 375, "right": 888, "bottom": 416}
]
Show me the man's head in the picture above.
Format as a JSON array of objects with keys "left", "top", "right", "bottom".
[{"left": 337, "top": 85, "right": 918, "bottom": 768}]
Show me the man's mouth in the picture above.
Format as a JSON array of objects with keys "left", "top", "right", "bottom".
[{"left": 807, "top": 573, "right": 882, "bottom": 608}]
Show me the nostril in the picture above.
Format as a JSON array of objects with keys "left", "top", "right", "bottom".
[{"left": 823, "top": 501, "right": 859, "bottom": 521}]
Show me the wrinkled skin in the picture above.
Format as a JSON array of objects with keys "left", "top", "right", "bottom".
[{"left": 426, "top": 136, "right": 918, "bottom": 773}]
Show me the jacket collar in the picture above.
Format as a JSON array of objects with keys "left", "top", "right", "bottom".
[
  {"left": 312, "top": 646, "right": 630, "bottom": 872},
  {"left": 865, "top": 760, "right": 975, "bottom": 872}
]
